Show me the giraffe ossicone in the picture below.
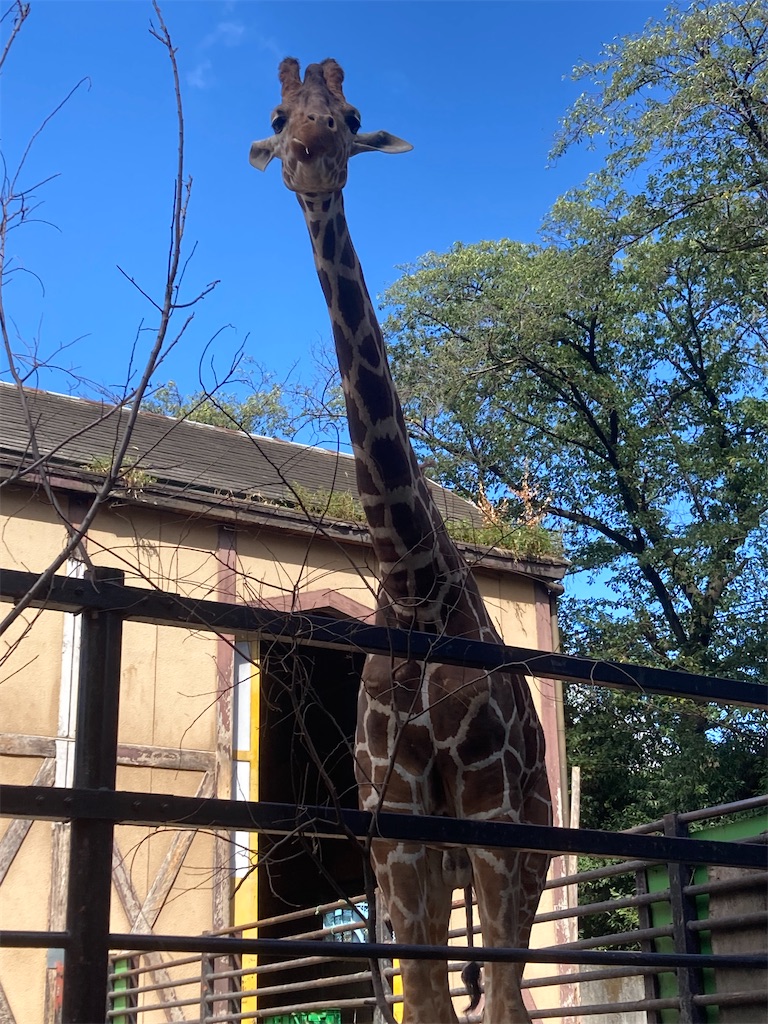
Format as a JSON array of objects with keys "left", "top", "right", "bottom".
[{"left": 251, "top": 57, "right": 552, "bottom": 1024}]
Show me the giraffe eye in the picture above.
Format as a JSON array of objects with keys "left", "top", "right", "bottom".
[
  {"left": 271, "top": 114, "right": 287, "bottom": 134},
  {"left": 345, "top": 110, "right": 361, "bottom": 135}
]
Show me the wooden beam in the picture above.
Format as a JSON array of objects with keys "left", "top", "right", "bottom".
[
  {"left": 0, "top": 733, "right": 213, "bottom": 771},
  {"left": 213, "top": 525, "right": 237, "bottom": 932},
  {"left": 110, "top": 772, "right": 213, "bottom": 1023},
  {"left": 111, "top": 843, "right": 185, "bottom": 1023},
  {"left": 0, "top": 759, "right": 54, "bottom": 884},
  {"left": 0, "top": 977, "right": 17, "bottom": 1024},
  {"left": 0, "top": 734, "right": 55, "bottom": 758},
  {"left": 116, "top": 743, "right": 214, "bottom": 772},
  {"left": 140, "top": 772, "right": 215, "bottom": 925},
  {"left": 44, "top": 822, "right": 69, "bottom": 1024}
]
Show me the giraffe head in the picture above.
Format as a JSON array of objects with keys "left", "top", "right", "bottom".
[{"left": 250, "top": 58, "right": 412, "bottom": 194}]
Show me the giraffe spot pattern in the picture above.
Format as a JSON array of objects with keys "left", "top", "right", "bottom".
[
  {"left": 389, "top": 500, "right": 429, "bottom": 555},
  {"left": 370, "top": 434, "right": 412, "bottom": 487},
  {"left": 263, "top": 63, "right": 551, "bottom": 1020},
  {"left": 339, "top": 238, "right": 356, "bottom": 270},
  {"left": 322, "top": 220, "right": 336, "bottom": 262},
  {"left": 353, "top": 364, "right": 395, "bottom": 426},
  {"left": 336, "top": 274, "right": 366, "bottom": 334},
  {"left": 317, "top": 267, "right": 333, "bottom": 305},
  {"left": 358, "top": 331, "right": 380, "bottom": 368}
]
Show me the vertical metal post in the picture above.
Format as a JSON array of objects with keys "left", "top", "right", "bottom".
[
  {"left": 200, "top": 952, "right": 213, "bottom": 1023},
  {"left": 664, "top": 813, "right": 705, "bottom": 1024},
  {"left": 111, "top": 955, "right": 138, "bottom": 1024},
  {"left": 635, "top": 868, "right": 662, "bottom": 1024},
  {"left": 373, "top": 890, "right": 395, "bottom": 1024},
  {"left": 61, "top": 567, "right": 125, "bottom": 1024}
]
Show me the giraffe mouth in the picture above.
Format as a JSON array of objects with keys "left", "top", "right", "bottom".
[
  {"left": 283, "top": 132, "right": 348, "bottom": 192},
  {"left": 292, "top": 137, "right": 312, "bottom": 160}
]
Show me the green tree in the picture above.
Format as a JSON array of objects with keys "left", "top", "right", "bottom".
[
  {"left": 385, "top": 0, "right": 767, "bottom": 684},
  {"left": 144, "top": 360, "right": 295, "bottom": 438},
  {"left": 565, "top": 688, "right": 767, "bottom": 831},
  {"left": 384, "top": 0, "right": 767, "bottom": 825}
]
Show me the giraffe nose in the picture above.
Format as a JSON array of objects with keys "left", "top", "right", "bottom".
[
  {"left": 291, "top": 115, "right": 337, "bottom": 161},
  {"left": 306, "top": 113, "right": 336, "bottom": 129}
]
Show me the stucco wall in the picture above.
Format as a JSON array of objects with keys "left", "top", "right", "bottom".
[{"left": 0, "top": 483, "right": 565, "bottom": 1023}]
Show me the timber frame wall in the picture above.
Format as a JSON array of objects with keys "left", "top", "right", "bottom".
[{"left": 1, "top": 565, "right": 766, "bottom": 1024}]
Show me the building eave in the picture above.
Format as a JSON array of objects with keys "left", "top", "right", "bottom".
[{"left": 0, "top": 462, "right": 569, "bottom": 593}]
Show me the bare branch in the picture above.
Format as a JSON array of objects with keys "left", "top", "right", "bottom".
[
  {"left": 0, "top": 2, "right": 218, "bottom": 637},
  {"left": 0, "top": 1, "right": 29, "bottom": 75}
]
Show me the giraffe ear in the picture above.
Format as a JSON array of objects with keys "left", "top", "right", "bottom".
[
  {"left": 351, "top": 130, "right": 413, "bottom": 156},
  {"left": 249, "top": 138, "right": 277, "bottom": 171}
]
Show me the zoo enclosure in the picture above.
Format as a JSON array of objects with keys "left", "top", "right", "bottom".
[
  {"left": 103, "top": 798, "right": 768, "bottom": 1023},
  {"left": 1, "top": 565, "right": 766, "bottom": 1024}
]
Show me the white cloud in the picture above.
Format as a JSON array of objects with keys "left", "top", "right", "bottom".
[
  {"left": 187, "top": 59, "right": 213, "bottom": 90},
  {"left": 253, "top": 30, "right": 283, "bottom": 63},
  {"left": 201, "top": 20, "right": 245, "bottom": 50},
  {"left": 187, "top": 15, "right": 245, "bottom": 90}
]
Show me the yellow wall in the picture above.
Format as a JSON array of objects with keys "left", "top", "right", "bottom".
[
  {"left": 0, "top": 483, "right": 563, "bottom": 1022},
  {"left": 118, "top": 622, "right": 217, "bottom": 751},
  {"left": 235, "top": 525, "right": 378, "bottom": 609},
  {"left": 0, "top": 757, "right": 53, "bottom": 1024}
]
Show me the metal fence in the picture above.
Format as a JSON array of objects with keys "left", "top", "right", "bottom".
[
  {"left": 101, "top": 798, "right": 767, "bottom": 1023},
  {"left": 1, "top": 566, "right": 766, "bottom": 1024}
]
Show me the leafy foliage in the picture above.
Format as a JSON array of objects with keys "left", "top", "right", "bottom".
[
  {"left": 385, "top": 1, "right": 768, "bottom": 688},
  {"left": 144, "top": 361, "right": 294, "bottom": 439},
  {"left": 382, "top": 2, "right": 768, "bottom": 852},
  {"left": 565, "top": 686, "right": 768, "bottom": 832},
  {"left": 84, "top": 455, "right": 156, "bottom": 495},
  {"left": 289, "top": 482, "right": 365, "bottom": 524},
  {"left": 289, "top": 483, "right": 562, "bottom": 559},
  {"left": 144, "top": 370, "right": 561, "bottom": 559},
  {"left": 443, "top": 519, "right": 562, "bottom": 559}
]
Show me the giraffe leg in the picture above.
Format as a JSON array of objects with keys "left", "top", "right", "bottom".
[
  {"left": 372, "top": 839, "right": 460, "bottom": 1024},
  {"left": 470, "top": 847, "right": 530, "bottom": 1024},
  {"left": 470, "top": 774, "right": 551, "bottom": 1024}
]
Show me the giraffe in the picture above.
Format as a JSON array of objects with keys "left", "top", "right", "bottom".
[{"left": 250, "top": 58, "right": 552, "bottom": 1024}]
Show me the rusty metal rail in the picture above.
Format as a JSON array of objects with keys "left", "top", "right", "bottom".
[
  {"left": 1, "top": 566, "right": 766, "bottom": 1024},
  {"left": 96, "top": 837, "right": 768, "bottom": 1023},
  {"left": 1, "top": 566, "right": 766, "bottom": 708}
]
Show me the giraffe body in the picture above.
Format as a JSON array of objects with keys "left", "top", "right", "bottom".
[{"left": 251, "top": 58, "right": 552, "bottom": 1023}]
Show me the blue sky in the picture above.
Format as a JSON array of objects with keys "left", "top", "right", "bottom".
[{"left": 3, "top": 0, "right": 668, "bottom": 410}]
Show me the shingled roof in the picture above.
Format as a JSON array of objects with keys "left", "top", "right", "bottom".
[
  {"left": 0, "top": 384, "right": 568, "bottom": 586},
  {"left": 0, "top": 381, "right": 482, "bottom": 521}
]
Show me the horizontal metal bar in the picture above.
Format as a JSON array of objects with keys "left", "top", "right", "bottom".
[
  {"left": 689, "top": 910, "right": 767, "bottom": 932},
  {"left": 207, "top": 968, "right": 374, "bottom": 1003},
  {"left": 524, "top": 964, "right": 666, "bottom": 989},
  {"left": 536, "top": 886, "right": 670, "bottom": 923},
  {"left": 108, "top": 994, "right": 202, "bottom": 1015},
  {"left": 558, "top": 925, "right": 672, "bottom": 950},
  {"left": 534, "top": 996, "right": 680, "bottom": 1019},
  {"left": 2, "top": 785, "right": 766, "bottom": 868},
  {"left": 547, "top": 857, "right": 652, "bottom": 888},
  {"left": 6, "top": 930, "right": 763, "bottom": 972},
  {"left": 3, "top": 931, "right": 70, "bottom": 947},
  {"left": 214, "top": 995, "right": 388, "bottom": 1022},
  {"left": 694, "top": 990, "right": 768, "bottom": 1007},
  {"left": 1, "top": 567, "right": 764, "bottom": 707},
  {"left": 686, "top": 870, "right": 768, "bottom": 898},
  {"left": 628, "top": 794, "right": 768, "bottom": 834},
  {"left": 104, "top": 974, "right": 202, "bottom": 999},
  {"left": 108, "top": 952, "right": 202, "bottom": 979}
]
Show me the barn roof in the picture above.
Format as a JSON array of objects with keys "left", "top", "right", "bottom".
[{"left": 0, "top": 382, "right": 567, "bottom": 585}]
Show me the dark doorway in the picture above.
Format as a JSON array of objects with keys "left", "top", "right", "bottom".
[{"left": 257, "top": 641, "right": 374, "bottom": 1021}]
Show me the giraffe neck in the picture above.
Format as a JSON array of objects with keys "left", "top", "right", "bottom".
[{"left": 298, "top": 190, "right": 480, "bottom": 630}]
